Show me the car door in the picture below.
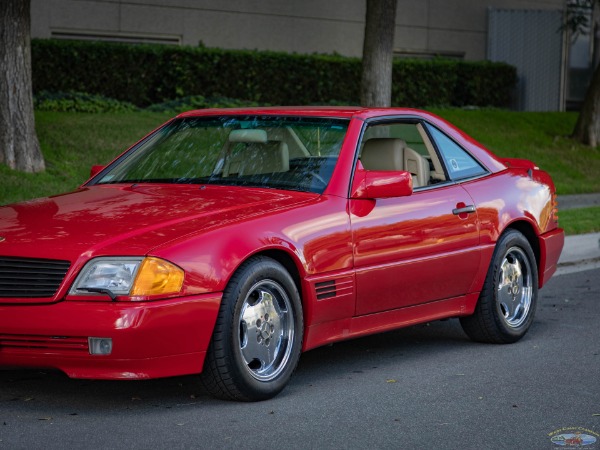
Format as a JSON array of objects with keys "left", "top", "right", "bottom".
[{"left": 351, "top": 120, "right": 483, "bottom": 316}]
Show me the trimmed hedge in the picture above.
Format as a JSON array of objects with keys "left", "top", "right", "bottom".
[
  {"left": 34, "top": 91, "right": 138, "bottom": 113},
  {"left": 147, "top": 95, "right": 264, "bottom": 113},
  {"left": 32, "top": 39, "right": 516, "bottom": 108}
]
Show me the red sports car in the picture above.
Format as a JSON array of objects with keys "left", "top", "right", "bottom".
[{"left": 0, "top": 107, "right": 564, "bottom": 401}]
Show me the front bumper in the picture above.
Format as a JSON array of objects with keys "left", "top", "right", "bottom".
[{"left": 0, "top": 293, "right": 222, "bottom": 379}]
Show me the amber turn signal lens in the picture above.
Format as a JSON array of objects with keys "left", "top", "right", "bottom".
[
  {"left": 130, "top": 257, "right": 184, "bottom": 297},
  {"left": 551, "top": 193, "right": 559, "bottom": 222}
]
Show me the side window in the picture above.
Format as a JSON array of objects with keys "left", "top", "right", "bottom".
[
  {"left": 359, "top": 123, "right": 441, "bottom": 188},
  {"left": 426, "top": 125, "right": 487, "bottom": 180}
]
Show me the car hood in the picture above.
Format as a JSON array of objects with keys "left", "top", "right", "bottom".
[{"left": 0, "top": 184, "right": 317, "bottom": 261}]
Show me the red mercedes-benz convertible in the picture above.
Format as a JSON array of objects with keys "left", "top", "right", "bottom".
[{"left": 0, "top": 107, "right": 564, "bottom": 401}]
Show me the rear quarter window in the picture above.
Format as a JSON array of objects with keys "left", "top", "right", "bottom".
[{"left": 427, "top": 125, "right": 487, "bottom": 180}]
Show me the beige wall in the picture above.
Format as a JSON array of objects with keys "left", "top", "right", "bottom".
[{"left": 31, "top": 0, "right": 565, "bottom": 60}]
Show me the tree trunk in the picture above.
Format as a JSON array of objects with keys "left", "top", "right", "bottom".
[
  {"left": 0, "top": 0, "right": 45, "bottom": 172},
  {"left": 572, "top": 62, "right": 600, "bottom": 146},
  {"left": 360, "top": 0, "right": 398, "bottom": 107}
]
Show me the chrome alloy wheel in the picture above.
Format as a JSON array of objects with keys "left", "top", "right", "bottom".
[
  {"left": 497, "top": 246, "right": 533, "bottom": 328},
  {"left": 238, "top": 279, "right": 294, "bottom": 381}
]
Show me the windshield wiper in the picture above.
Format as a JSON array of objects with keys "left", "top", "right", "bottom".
[{"left": 78, "top": 287, "right": 118, "bottom": 301}]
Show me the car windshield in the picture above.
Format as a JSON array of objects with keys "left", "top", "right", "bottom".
[{"left": 94, "top": 116, "right": 350, "bottom": 194}]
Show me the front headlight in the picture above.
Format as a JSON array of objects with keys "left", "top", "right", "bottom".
[{"left": 70, "top": 257, "right": 184, "bottom": 300}]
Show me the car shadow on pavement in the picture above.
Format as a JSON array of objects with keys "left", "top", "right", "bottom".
[
  {"left": 294, "top": 318, "right": 473, "bottom": 383},
  {"left": 0, "top": 318, "right": 475, "bottom": 409}
]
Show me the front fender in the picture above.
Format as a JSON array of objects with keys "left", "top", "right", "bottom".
[{"left": 151, "top": 195, "right": 353, "bottom": 295}]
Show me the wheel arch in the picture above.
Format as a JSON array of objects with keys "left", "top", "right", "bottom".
[
  {"left": 220, "top": 246, "right": 306, "bottom": 309},
  {"left": 503, "top": 220, "right": 540, "bottom": 277},
  {"left": 258, "top": 249, "right": 304, "bottom": 299},
  {"left": 200, "top": 247, "right": 305, "bottom": 401},
  {"left": 232, "top": 248, "right": 309, "bottom": 345},
  {"left": 461, "top": 220, "right": 540, "bottom": 344}
]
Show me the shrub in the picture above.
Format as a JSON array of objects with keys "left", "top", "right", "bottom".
[
  {"left": 453, "top": 61, "right": 518, "bottom": 107},
  {"left": 34, "top": 91, "right": 138, "bottom": 113},
  {"left": 147, "top": 95, "right": 264, "bottom": 114},
  {"left": 32, "top": 39, "right": 516, "bottom": 108}
]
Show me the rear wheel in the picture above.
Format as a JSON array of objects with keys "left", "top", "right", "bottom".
[
  {"left": 200, "top": 256, "right": 303, "bottom": 401},
  {"left": 460, "top": 229, "right": 538, "bottom": 344}
]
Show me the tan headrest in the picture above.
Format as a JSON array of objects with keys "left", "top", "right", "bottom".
[
  {"left": 229, "top": 129, "right": 268, "bottom": 143},
  {"left": 361, "top": 138, "right": 406, "bottom": 171}
]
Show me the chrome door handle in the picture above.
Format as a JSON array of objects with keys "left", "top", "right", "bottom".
[{"left": 452, "top": 205, "right": 476, "bottom": 215}]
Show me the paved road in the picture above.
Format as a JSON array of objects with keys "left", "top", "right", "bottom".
[{"left": 1, "top": 268, "right": 598, "bottom": 450}]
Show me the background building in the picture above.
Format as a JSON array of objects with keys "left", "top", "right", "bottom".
[{"left": 31, "top": 0, "right": 583, "bottom": 111}]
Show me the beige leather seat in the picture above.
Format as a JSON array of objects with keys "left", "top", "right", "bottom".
[
  {"left": 404, "top": 146, "right": 430, "bottom": 187},
  {"left": 224, "top": 141, "right": 289, "bottom": 176},
  {"left": 361, "top": 138, "right": 430, "bottom": 188},
  {"left": 360, "top": 138, "right": 406, "bottom": 171},
  {"left": 223, "top": 129, "right": 289, "bottom": 176}
]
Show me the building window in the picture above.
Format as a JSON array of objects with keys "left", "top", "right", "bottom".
[{"left": 50, "top": 29, "right": 181, "bottom": 45}]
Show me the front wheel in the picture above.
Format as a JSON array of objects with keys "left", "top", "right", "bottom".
[
  {"left": 200, "top": 256, "right": 303, "bottom": 401},
  {"left": 460, "top": 229, "right": 538, "bottom": 344}
]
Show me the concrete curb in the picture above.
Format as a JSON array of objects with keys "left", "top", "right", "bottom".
[
  {"left": 554, "top": 194, "right": 599, "bottom": 271},
  {"left": 554, "top": 232, "right": 600, "bottom": 276},
  {"left": 558, "top": 232, "right": 600, "bottom": 266}
]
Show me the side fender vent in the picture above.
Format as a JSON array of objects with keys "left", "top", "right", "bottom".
[
  {"left": 315, "top": 277, "right": 354, "bottom": 301},
  {"left": 315, "top": 280, "right": 336, "bottom": 300}
]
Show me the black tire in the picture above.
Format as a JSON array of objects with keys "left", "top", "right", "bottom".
[
  {"left": 460, "top": 229, "right": 538, "bottom": 344},
  {"left": 200, "top": 256, "right": 303, "bottom": 401}
]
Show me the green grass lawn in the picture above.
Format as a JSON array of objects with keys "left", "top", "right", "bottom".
[
  {"left": 558, "top": 206, "right": 600, "bottom": 235},
  {"left": 1, "top": 109, "right": 599, "bottom": 234},
  {"left": 0, "top": 111, "right": 171, "bottom": 206}
]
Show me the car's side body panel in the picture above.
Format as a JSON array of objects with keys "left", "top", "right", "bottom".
[
  {"left": 458, "top": 167, "right": 562, "bottom": 288},
  {"left": 303, "top": 292, "right": 480, "bottom": 351},
  {"left": 351, "top": 184, "right": 481, "bottom": 315}
]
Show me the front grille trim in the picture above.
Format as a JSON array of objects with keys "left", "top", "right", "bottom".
[{"left": 0, "top": 256, "right": 71, "bottom": 298}]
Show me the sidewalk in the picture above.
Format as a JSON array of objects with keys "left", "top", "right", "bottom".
[
  {"left": 555, "top": 232, "right": 600, "bottom": 276},
  {"left": 558, "top": 232, "right": 600, "bottom": 265},
  {"left": 557, "top": 192, "right": 600, "bottom": 210}
]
